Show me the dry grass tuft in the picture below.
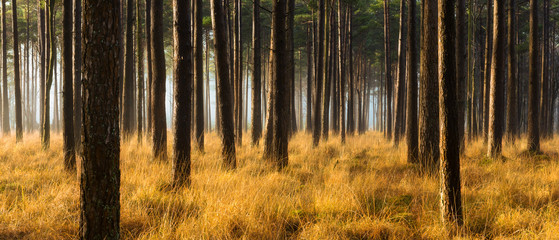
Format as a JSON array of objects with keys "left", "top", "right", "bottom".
[{"left": 1, "top": 132, "right": 559, "bottom": 239}]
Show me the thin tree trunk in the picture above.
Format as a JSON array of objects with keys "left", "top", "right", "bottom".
[
  {"left": 73, "top": 0, "right": 82, "bottom": 148},
  {"left": 527, "top": 0, "right": 539, "bottom": 152},
  {"left": 1, "top": 0, "right": 9, "bottom": 134},
  {"left": 13, "top": 0, "right": 23, "bottom": 141},
  {"left": 383, "top": 0, "right": 392, "bottom": 138},
  {"left": 406, "top": 0, "right": 417, "bottom": 163},
  {"left": 63, "top": 0, "right": 76, "bottom": 170},
  {"left": 251, "top": 0, "right": 262, "bottom": 145},
  {"left": 41, "top": 0, "right": 55, "bottom": 149},
  {"left": 338, "top": 0, "right": 345, "bottom": 143},
  {"left": 146, "top": 0, "right": 152, "bottom": 134},
  {"left": 123, "top": 0, "right": 136, "bottom": 138},
  {"left": 306, "top": 25, "right": 312, "bottom": 133},
  {"left": 482, "top": 0, "right": 492, "bottom": 142},
  {"left": 393, "top": 0, "right": 406, "bottom": 144},
  {"left": 137, "top": 0, "right": 144, "bottom": 141},
  {"left": 312, "top": 0, "right": 325, "bottom": 147},
  {"left": 194, "top": 0, "right": 204, "bottom": 150},
  {"left": 505, "top": 0, "right": 517, "bottom": 141},
  {"left": 456, "top": 0, "right": 466, "bottom": 151}
]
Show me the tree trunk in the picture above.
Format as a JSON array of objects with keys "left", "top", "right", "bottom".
[
  {"left": 12, "top": 0, "right": 23, "bottom": 141},
  {"left": 63, "top": 0, "right": 76, "bottom": 170},
  {"left": 383, "top": 0, "right": 392, "bottom": 138},
  {"left": 41, "top": 0, "right": 55, "bottom": 149},
  {"left": 419, "top": 0, "right": 439, "bottom": 171},
  {"left": 123, "top": 0, "right": 136, "bottom": 138},
  {"left": 1, "top": 0, "right": 8, "bottom": 134},
  {"left": 211, "top": 0, "right": 237, "bottom": 168},
  {"left": 456, "top": 0, "right": 466, "bottom": 151},
  {"left": 73, "top": 0, "right": 82, "bottom": 149},
  {"left": 312, "top": 0, "right": 325, "bottom": 147},
  {"left": 482, "top": 0, "right": 492, "bottom": 142},
  {"left": 234, "top": 0, "right": 242, "bottom": 145},
  {"left": 270, "top": 0, "right": 288, "bottom": 168},
  {"left": 251, "top": 0, "right": 262, "bottom": 145},
  {"left": 438, "top": 0, "right": 463, "bottom": 228},
  {"left": 172, "top": 0, "right": 192, "bottom": 187},
  {"left": 137, "top": 0, "right": 144, "bottom": 141},
  {"left": 194, "top": 0, "right": 204, "bottom": 150},
  {"left": 406, "top": 0, "right": 417, "bottom": 163},
  {"left": 527, "top": 0, "right": 539, "bottom": 152},
  {"left": 487, "top": 0, "right": 505, "bottom": 157},
  {"left": 146, "top": 0, "right": 152, "bottom": 134},
  {"left": 393, "top": 0, "right": 405, "bottom": 144},
  {"left": 151, "top": 0, "right": 167, "bottom": 160},
  {"left": 338, "top": 0, "right": 345, "bottom": 143},
  {"left": 306, "top": 25, "right": 312, "bottom": 133},
  {"left": 80, "top": 0, "right": 121, "bottom": 238}
]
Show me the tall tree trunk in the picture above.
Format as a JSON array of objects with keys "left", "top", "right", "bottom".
[
  {"left": 73, "top": 0, "right": 82, "bottom": 148},
  {"left": 151, "top": 0, "right": 167, "bottom": 160},
  {"left": 482, "top": 0, "right": 492, "bottom": 142},
  {"left": 312, "top": 0, "right": 324, "bottom": 147},
  {"left": 383, "top": 0, "right": 392, "bottom": 138},
  {"left": 393, "top": 0, "right": 405, "bottom": 144},
  {"left": 234, "top": 0, "right": 242, "bottom": 145},
  {"left": 438, "top": 0, "right": 463, "bottom": 228},
  {"left": 419, "top": 0, "right": 439, "bottom": 171},
  {"left": 80, "top": 0, "right": 121, "bottom": 237},
  {"left": 251, "top": 0, "right": 262, "bottom": 145},
  {"left": 456, "top": 0, "right": 466, "bottom": 151},
  {"left": 137, "top": 0, "right": 144, "bottom": 141},
  {"left": 527, "top": 0, "right": 539, "bottom": 152},
  {"left": 63, "top": 0, "right": 76, "bottom": 170},
  {"left": 347, "top": 7, "right": 354, "bottom": 135},
  {"left": 172, "top": 0, "right": 192, "bottom": 187},
  {"left": 306, "top": 25, "right": 312, "bottom": 133},
  {"left": 194, "top": 0, "right": 204, "bottom": 150},
  {"left": 270, "top": 0, "right": 288, "bottom": 168},
  {"left": 487, "top": 0, "right": 505, "bottom": 157},
  {"left": 406, "top": 0, "right": 417, "bottom": 163},
  {"left": 123, "top": 0, "right": 135, "bottom": 138},
  {"left": 41, "top": 0, "right": 55, "bottom": 149},
  {"left": 505, "top": 0, "right": 517, "bottom": 141},
  {"left": 539, "top": 0, "right": 549, "bottom": 138},
  {"left": 211, "top": 0, "right": 237, "bottom": 168},
  {"left": 145, "top": 0, "right": 152, "bottom": 134},
  {"left": 322, "top": 7, "right": 331, "bottom": 140},
  {"left": 338, "top": 0, "right": 345, "bottom": 144},
  {"left": 1, "top": 0, "right": 8, "bottom": 134},
  {"left": 13, "top": 0, "right": 23, "bottom": 141}
]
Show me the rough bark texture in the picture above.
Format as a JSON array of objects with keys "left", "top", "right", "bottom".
[
  {"left": 73, "top": 0, "right": 82, "bottom": 148},
  {"left": 12, "top": 0, "right": 22, "bottom": 141},
  {"left": 151, "top": 0, "right": 167, "bottom": 160},
  {"left": 123, "top": 0, "right": 135, "bottom": 137},
  {"left": 172, "top": 0, "right": 192, "bottom": 187},
  {"left": 41, "top": 1, "right": 55, "bottom": 149},
  {"left": 456, "top": 0, "right": 466, "bottom": 151},
  {"left": 63, "top": 0, "right": 76, "bottom": 170},
  {"left": 312, "top": 0, "right": 324, "bottom": 147},
  {"left": 438, "top": 0, "right": 462, "bottom": 228},
  {"left": 527, "top": 0, "right": 539, "bottom": 152},
  {"left": 234, "top": 0, "right": 242, "bottom": 145},
  {"left": 271, "top": 0, "right": 288, "bottom": 168},
  {"left": 194, "top": 0, "right": 204, "bottom": 151},
  {"left": 406, "top": 0, "right": 417, "bottom": 163},
  {"left": 383, "top": 0, "right": 392, "bottom": 138},
  {"left": 211, "top": 0, "right": 236, "bottom": 168},
  {"left": 419, "top": 0, "right": 439, "bottom": 172},
  {"left": 1, "top": 0, "right": 9, "bottom": 134},
  {"left": 487, "top": 0, "right": 505, "bottom": 157},
  {"left": 251, "top": 0, "right": 262, "bottom": 145},
  {"left": 80, "top": 0, "right": 121, "bottom": 238},
  {"left": 482, "top": 0, "right": 492, "bottom": 142},
  {"left": 505, "top": 0, "right": 517, "bottom": 141}
]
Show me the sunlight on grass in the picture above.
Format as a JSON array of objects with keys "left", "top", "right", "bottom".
[{"left": 1, "top": 132, "right": 559, "bottom": 239}]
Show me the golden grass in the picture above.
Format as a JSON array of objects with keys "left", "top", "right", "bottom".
[{"left": 1, "top": 131, "right": 559, "bottom": 239}]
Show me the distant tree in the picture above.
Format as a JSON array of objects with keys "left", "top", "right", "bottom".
[
  {"left": 487, "top": 0, "right": 505, "bottom": 157},
  {"left": 12, "top": 0, "right": 23, "bottom": 141},
  {"left": 419, "top": 0, "right": 439, "bottom": 172},
  {"left": 527, "top": 0, "right": 539, "bottom": 152},
  {"left": 405, "top": 0, "right": 417, "bottom": 163},
  {"left": 194, "top": 0, "right": 204, "bottom": 150},
  {"left": 151, "top": 0, "right": 167, "bottom": 160},
  {"left": 123, "top": 0, "right": 135, "bottom": 138},
  {"left": 211, "top": 0, "right": 236, "bottom": 168},
  {"left": 306, "top": 25, "right": 312, "bottom": 133},
  {"left": 172, "top": 0, "right": 192, "bottom": 187},
  {"left": 438, "top": 0, "right": 462, "bottom": 228},
  {"left": 80, "top": 0, "right": 121, "bottom": 238},
  {"left": 63, "top": 0, "right": 76, "bottom": 170},
  {"left": 251, "top": 0, "right": 262, "bottom": 145},
  {"left": 1, "top": 0, "right": 8, "bottom": 134}
]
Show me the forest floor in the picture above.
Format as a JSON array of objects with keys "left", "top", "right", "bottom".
[{"left": 1, "top": 132, "right": 559, "bottom": 239}]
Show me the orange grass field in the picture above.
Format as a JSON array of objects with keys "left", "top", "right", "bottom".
[{"left": 2, "top": 132, "right": 559, "bottom": 239}]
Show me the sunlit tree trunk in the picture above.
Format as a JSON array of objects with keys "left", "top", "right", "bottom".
[
  {"left": 151, "top": 0, "right": 167, "bottom": 160},
  {"left": 527, "top": 0, "right": 539, "bottom": 152}
]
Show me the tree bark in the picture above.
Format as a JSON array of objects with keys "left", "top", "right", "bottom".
[
  {"left": 63, "top": 0, "right": 76, "bottom": 170},
  {"left": 406, "top": 0, "right": 417, "bottom": 163},
  {"left": 151, "top": 0, "right": 167, "bottom": 160},
  {"left": 338, "top": 0, "right": 345, "bottom": 144},
  {"left": 123, "top": 0, "right": 136, "bottom": 138},
  {"left": 211, "top": 0, "right": 237, "bottom": 168},
  {"left": 527, "top": 0, "right": 539, "bottom": 152},
  {"left": 456, "top": 0, "right": 466, "bottom": 151},
  {"left": 1, "top": 0, "right": 9, "bottom": 134},
  {"left": 312, "top": 0, "right": 325, "bottom": 147},
  {"left": 383, "top": 0, "right": 392, "bottom": 138},
  {"left": 306, "top": 25, "right": 312, "bottom": 133},
  {"left": 145, "top": 0, "right": 152, "bottom": 134},
  {"left": 393, "top": 0, "right": 406, "bottom": 144},
  {"left": 137, "top": 0, "right": 144, "bottom": 141},
  {"left": 41, "top": 0, "right": 55, "bottom": 149},
  {"left": 251, "top": 0, "right": 262, "bottom": 145},
  {"left": 234, "top": 0, "right": 242, "bottom": 145},
  {"left": 172, "top": 0, "right": 192, "bottom": 187},
  {"left": 482, "top": 0, "right": 492, "bottom": 142},
  {"left": 487, "top": 0, "right": 505, "bottom": 157},
  {"left": 73, "top": 0, "right": 82, "bottom": 148},
  {"left": 438, "top": 0, "right": 463, "bottom": 228},
  {"left": 13, "top": 0, "right": 23, "bottom": 141},
  {"left": 419, "top": 0, "right": 439, "bottom": 172},
  {"left": 80, "top": 0, "right": 121, "bottom": 238},
  {"left": 194, "top": 0, "right": 204, "bottom": 150}
]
